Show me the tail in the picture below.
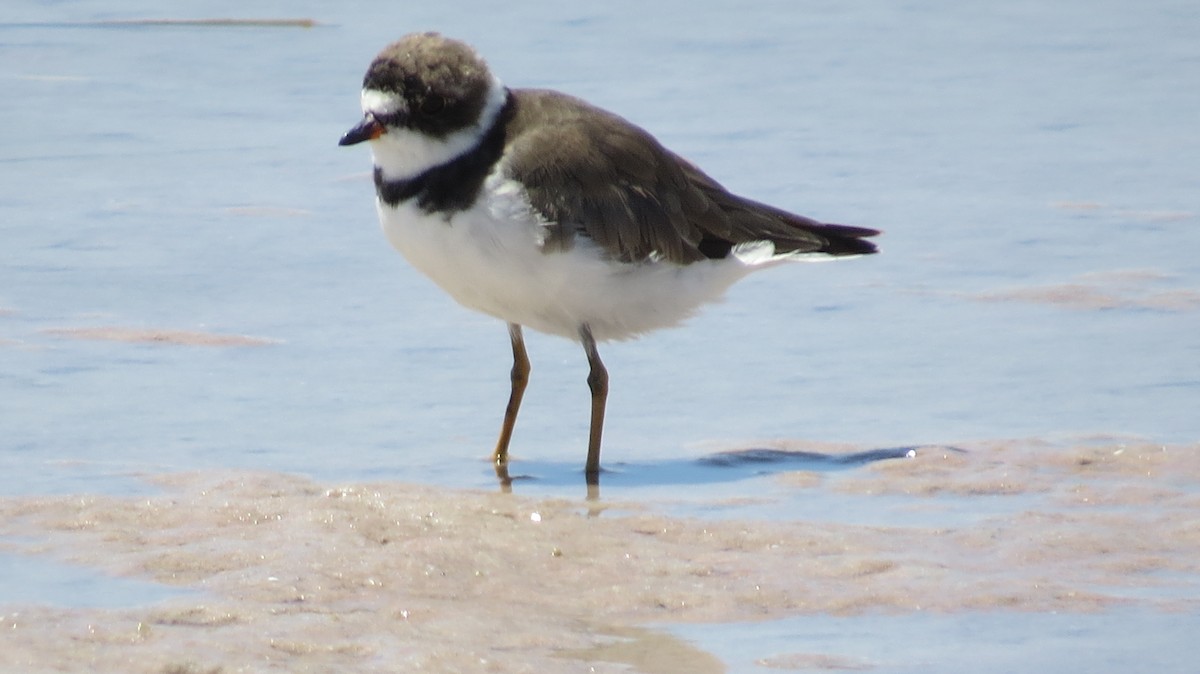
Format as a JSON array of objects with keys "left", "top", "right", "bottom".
[
  {"left": 676, "top": 155, "right": 882, "bottom": 261},
  {"left": 800, "top": 221, "right": 880, "bottom": 256},
  {"left": 697, "top": 186, "right": 881, "bottom": 260}
]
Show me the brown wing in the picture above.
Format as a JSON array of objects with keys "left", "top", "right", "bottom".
[{"left": 503, "top": 89, "right": 878, "bottom": 264}]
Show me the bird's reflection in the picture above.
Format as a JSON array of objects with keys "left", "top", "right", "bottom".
[{"left": 493, "top": 444, "right": 958, "bottom": 501}]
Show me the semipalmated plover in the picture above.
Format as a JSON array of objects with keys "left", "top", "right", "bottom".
[{"left": 340, "top": 32, "right": 878, "bottom": 482}]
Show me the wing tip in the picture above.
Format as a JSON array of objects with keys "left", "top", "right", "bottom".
[{"left": 814, "top": 223, "right": 881, "bottom": 256}]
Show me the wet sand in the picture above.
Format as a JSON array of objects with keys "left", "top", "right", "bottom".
[{"left": 1, "top": 438, "right": 1197, "bottom": 672}]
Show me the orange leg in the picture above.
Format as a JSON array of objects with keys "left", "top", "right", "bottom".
[
  {"left": 579, "top": 324, "right": 607, "bottom": 482},
  {"left": 492, "top": 323, "right": 530, "bottom": 479}
]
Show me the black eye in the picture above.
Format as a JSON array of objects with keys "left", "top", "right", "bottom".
[{"left": 419, "top": 95, "right": 446, "bottom": 115}]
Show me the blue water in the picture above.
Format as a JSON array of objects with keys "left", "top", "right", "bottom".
[
  {"left": 2, "top": 0, "right": 1199, "bottom": 665},
  {"left": 0, "top": 546, "right": 187, "bottom": 608},
  {"left": 3, "top": 0, "right": 1196, "bottom": 496},
  {"left": 676, "top": 608, "right": 1200, "bottom": 673}
]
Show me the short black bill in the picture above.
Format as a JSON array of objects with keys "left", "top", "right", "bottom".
[{"left": 339, "top": 115, "right": 383, "bottom": 146}]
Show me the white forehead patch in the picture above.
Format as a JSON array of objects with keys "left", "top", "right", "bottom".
[{"left": 361, "top": 88, "right": 404, "bottom": 116}]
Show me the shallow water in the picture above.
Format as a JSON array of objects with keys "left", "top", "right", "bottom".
[
  {"left": 2, "top": 0, "right": 1199, "bottom": 671},
  {"left": 3, "top": 0, "right": 1197, "bottom": 497},
  {"left": 1, "top": 443, "right": 1197, "bottom": 672},
  {"left": 0, "top": 549, "right": 187, "bottom": 609},
  {"left": 676, "top": 608, "right": 1200, "bottom": 673}
]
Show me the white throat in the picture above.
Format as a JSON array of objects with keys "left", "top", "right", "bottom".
[{"left": 364, "top": 75, "right": 507, "bottom": 181}]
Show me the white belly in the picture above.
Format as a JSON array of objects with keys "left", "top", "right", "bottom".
[{"left": 376, "top": 173, "right": 759, "bottom": 342}]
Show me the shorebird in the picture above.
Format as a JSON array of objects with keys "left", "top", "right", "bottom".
[{"left": 339, "top": 33, "right": 878, "bottom": 481}]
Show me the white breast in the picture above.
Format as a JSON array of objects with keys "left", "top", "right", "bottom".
[{"left": 375, "top": 171, "right": 761, "bottom": 342}]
